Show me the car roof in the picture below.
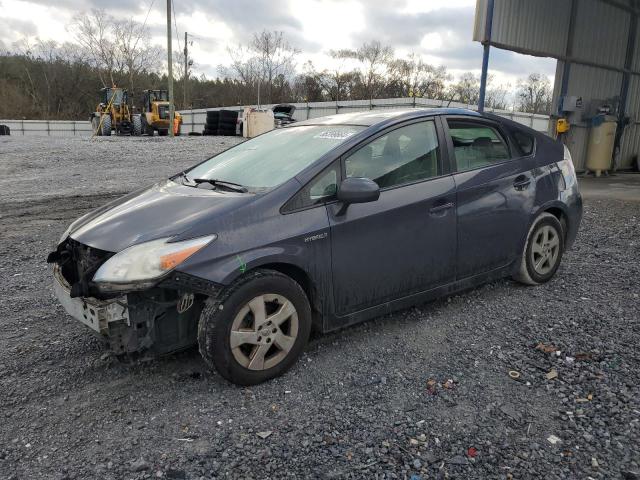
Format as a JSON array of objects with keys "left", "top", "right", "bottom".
[{"left": 293, "top": 107, "right": 483, "bottom": 127}]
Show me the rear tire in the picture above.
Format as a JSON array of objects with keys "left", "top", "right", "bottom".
[
  {"left": 514, "top": 213, "right": 564, "bottom": 285},
  {"left": 101, "top": 115, "right": 112, "bottom": 136},
  {"left": 198, "top": 269, "right": 312, "bottom": 385},
  {"left": 158, "top": 129, "right": 168, "bottom": 136},
  {"left": 132, "top": 115, "right": 142, "bottom": 136}
]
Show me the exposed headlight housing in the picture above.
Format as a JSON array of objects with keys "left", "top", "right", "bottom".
[
  {"left": 92, "top": 235, "right": 216, "bottom": 287},
  {"left": 58, "top": 212, "right": 91, "bottom": 244}
]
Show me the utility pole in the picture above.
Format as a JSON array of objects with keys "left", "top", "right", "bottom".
[
  {"left": 183, "top": 32, "right": 188, "bottom": 108},
  {"left": 478, "top": 0, "right": 495, "bottom": 113},
  {"left": 166, "top": 0, "right": 175, "bottom": 137}
]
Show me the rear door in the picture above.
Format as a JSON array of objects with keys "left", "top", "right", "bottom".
[
  {"left": 327, "top": 119, "right": 457, "bottom": 316},
  {"left": 444, "top": 117, "right": 537, "bottom": 278}
]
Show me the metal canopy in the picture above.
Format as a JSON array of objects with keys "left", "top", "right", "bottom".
[{"left": 474, "top": 0, "right": 640, "bottom": 170}]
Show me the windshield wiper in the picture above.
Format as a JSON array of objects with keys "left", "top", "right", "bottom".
[
  {"left": 193, "top": 178, "right": 248, "bottom": 193},
  {"left": 177, "top": 171, "right": 191, "bottom": 185}
]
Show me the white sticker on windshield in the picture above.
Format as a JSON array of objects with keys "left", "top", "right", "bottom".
[{"left": 313, "top": 130, "right": 359, "bottom": 140}]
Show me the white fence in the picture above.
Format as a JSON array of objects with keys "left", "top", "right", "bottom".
[
  {"left": 1, "top": 98, "right": 550, "bottom": 137},
  {"left": 178, "top": 97, "right": 551, "bottom": 134},
  {"left": 0, "top": 119, "right": 92, "bottom": 136}
]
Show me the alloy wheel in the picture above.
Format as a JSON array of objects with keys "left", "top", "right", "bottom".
[
  {"left": 530, "top": 225, "right": 560, "bottom": 276},
  {"left": 230, "top": 294, "right": 299, "bottom": 371}
]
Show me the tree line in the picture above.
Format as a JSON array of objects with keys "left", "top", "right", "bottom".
[{"left": 0, "top": 10, "right": 553, "bottom": 120}]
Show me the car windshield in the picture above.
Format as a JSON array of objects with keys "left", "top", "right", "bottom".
[{"left": 185, "top": 125, "right": 365, "bottom": 191}]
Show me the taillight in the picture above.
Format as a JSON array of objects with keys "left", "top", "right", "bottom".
[{"left": 559, "top": 145, "right": 577, "bottom": 190}]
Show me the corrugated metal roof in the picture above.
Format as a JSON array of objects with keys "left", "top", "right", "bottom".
[
  {"left": 476, "top": 0, "right": 636, "bottom": 72},
  {"left": 474, "top": 0, "right": 571, "bottom": 57}
]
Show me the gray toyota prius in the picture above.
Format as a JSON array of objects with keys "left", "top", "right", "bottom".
[{"left": 48, "top": 108, "right": 582, "bottom": 385}]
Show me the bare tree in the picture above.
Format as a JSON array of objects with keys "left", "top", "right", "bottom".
[
  {"left": 340, "top": 41, "right": 393, "bottom": 104},
  {"left": 387, "top": 53, "right": 450, "bottom": 99},
  {"left": 324, "top": 49, "right": 357, "bottom": 102},
  {"left": 445, "top": 72, "right": 480, "bottom": 106},
  {"left": 485, "top": 83, "right": 511, "bottom": 110},
  {"left": 223, "top": 30, "right": 299, "bottom": 104},
  {"left": 516, "top": 73, "right": 552, "bottom": 114},
  {"left": 69, "top": 10, "right": 117, "bottom": 86},
  {"left": 250, "top": 30, "right": 299, "bottom": 104},
  {"left": 69, "top": 9, "right": 161, "bottom": 93},
  {"left": 113, "top": 19, "right": 162, "bottom": 94}
]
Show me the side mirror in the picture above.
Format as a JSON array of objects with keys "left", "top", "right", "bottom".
[{"left": 337, "top": 177, "right": 380, "bottom": 205}]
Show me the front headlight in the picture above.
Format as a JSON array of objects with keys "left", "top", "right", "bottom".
[{"left": 93, "top": 235, "right": 216, "bottom": 285}]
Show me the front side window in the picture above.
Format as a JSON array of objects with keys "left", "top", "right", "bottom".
[
  {"left": 448, "top": 121, "right": 510, "bottom": 172},
  {"left": 344, "top": 121, "right": 440, "bottom": 189},
  {"left": 283, "top": 161, "right": 340, "bottom": 211},
  {"left": 186, "top": 125, "right": 364, "bottom": 192}
]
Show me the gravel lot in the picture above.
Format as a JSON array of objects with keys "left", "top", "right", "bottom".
[{"left": 0, "top": 135, "right": 639, "bottom": 479}]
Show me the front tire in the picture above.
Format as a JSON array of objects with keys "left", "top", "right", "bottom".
[
  {"left": 132, "top": 115, "right": 142, "bottom": 136},
  {"left": 198, "top": 269, "right": 312, "bottom": 385},
  {"left": 514, "top": 213, "right": 564, "bottom": 285},
  {"left": 101, "top": 115, "right": 112, "bottom": 136}
]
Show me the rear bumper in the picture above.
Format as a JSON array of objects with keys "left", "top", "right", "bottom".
[
  {"left": 565, "top": 193, "right": 583, "bottom": 250},
  {"left": 53, "top": 265, "right": 129, "bottom": 335}
]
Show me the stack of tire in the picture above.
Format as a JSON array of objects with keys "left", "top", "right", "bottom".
[
  {"left": 0, "top": 125, "right": 10, "bottom": 135},
  {"left": 202, "top": 110, "right": 238, "bottom": 136}
]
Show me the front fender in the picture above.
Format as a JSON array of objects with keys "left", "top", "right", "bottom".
[{"left": 212, "top": 247, "right": 307, "bottom": 286}]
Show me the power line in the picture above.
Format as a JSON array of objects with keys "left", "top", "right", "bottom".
[
  {"left": 172, "top": 0, "right": 182, "bottom": 53},
  {"left": 131, "top": 0, "right": 156, "bottom": 58}
]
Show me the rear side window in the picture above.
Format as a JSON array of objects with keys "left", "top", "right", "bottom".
[
  {"left": 448, "top": 121, "right": 510, "bottom": 172},
  {"left": 512, "top": 130, "right": 535, "bottom": 156}
]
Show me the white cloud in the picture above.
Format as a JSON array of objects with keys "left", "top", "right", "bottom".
[{"left": 1, "top": 0, "right": 556, "bottom": 85}]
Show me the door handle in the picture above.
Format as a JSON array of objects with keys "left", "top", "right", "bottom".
[
  {"left": 429, "top": 202, "right": 454, "bottom": 215},
  {"left": 513, "top": 176, "right": 531, "bottom": 190}
]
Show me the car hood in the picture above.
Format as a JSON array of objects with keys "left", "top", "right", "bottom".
[
  {"left": 69, "top": 180, "right": 254, "bottom": 252},
  {"left": 273, "top": 104, "right": 295, "bottom": 116}
]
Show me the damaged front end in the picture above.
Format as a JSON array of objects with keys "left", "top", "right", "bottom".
[{"left": 48, "top": 237, "right": 220, "bottom": 357}]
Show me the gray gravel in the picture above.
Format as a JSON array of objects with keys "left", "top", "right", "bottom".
[{"left": 0, "top": 136, "right": 639, "bottom": 479}]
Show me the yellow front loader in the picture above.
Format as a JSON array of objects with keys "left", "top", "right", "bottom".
[
  {"left": 140, "top": 90, "right": 182, "bottom": 136},
  {"left": 90, "top": 87, "right": 141, "bottom": 136}
]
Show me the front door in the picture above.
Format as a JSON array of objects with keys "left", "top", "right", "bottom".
[
  {"left": 328, "top": 119, "right": 457, "bottom": 316},
  {"left": 444, "top": 117, "right": 537, "bottom": 278}
]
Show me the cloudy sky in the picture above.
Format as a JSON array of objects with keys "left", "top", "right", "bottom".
[{"left": 0, "top": 0, "right": 556, "bottom": 87}]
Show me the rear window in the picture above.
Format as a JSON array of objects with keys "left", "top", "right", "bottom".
[{"left": 512, "top": 130, "right": 535, "bottom": 156}]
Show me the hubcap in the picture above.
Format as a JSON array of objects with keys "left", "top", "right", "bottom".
[
  {"left": 229, "top": 294, "right": 298, "bottom": 371},
  {"left": 531, "top": 225, "right": 560, "bottom": 276}
]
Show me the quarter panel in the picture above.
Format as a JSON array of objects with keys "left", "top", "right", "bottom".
[{"left": 454, "top": 156, "right": 539, "bottom": 277}]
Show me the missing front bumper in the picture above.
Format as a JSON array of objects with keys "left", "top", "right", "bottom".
[
  {"left": 53, "top": 266, "right": 206, "bottom": 356},
  {"left": 53, "top": 265, "right": 128, "bottom": 335}
]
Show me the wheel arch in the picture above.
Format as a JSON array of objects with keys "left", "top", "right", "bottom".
[
  {"left": 531, "top": 201, "right": 570, "bottom": 242},
  {"left": 221, "top": 260, "right": 321, "bottom": 331},
  {"left": 544, "top": 206, "right": 568, "bottom": 240}
]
